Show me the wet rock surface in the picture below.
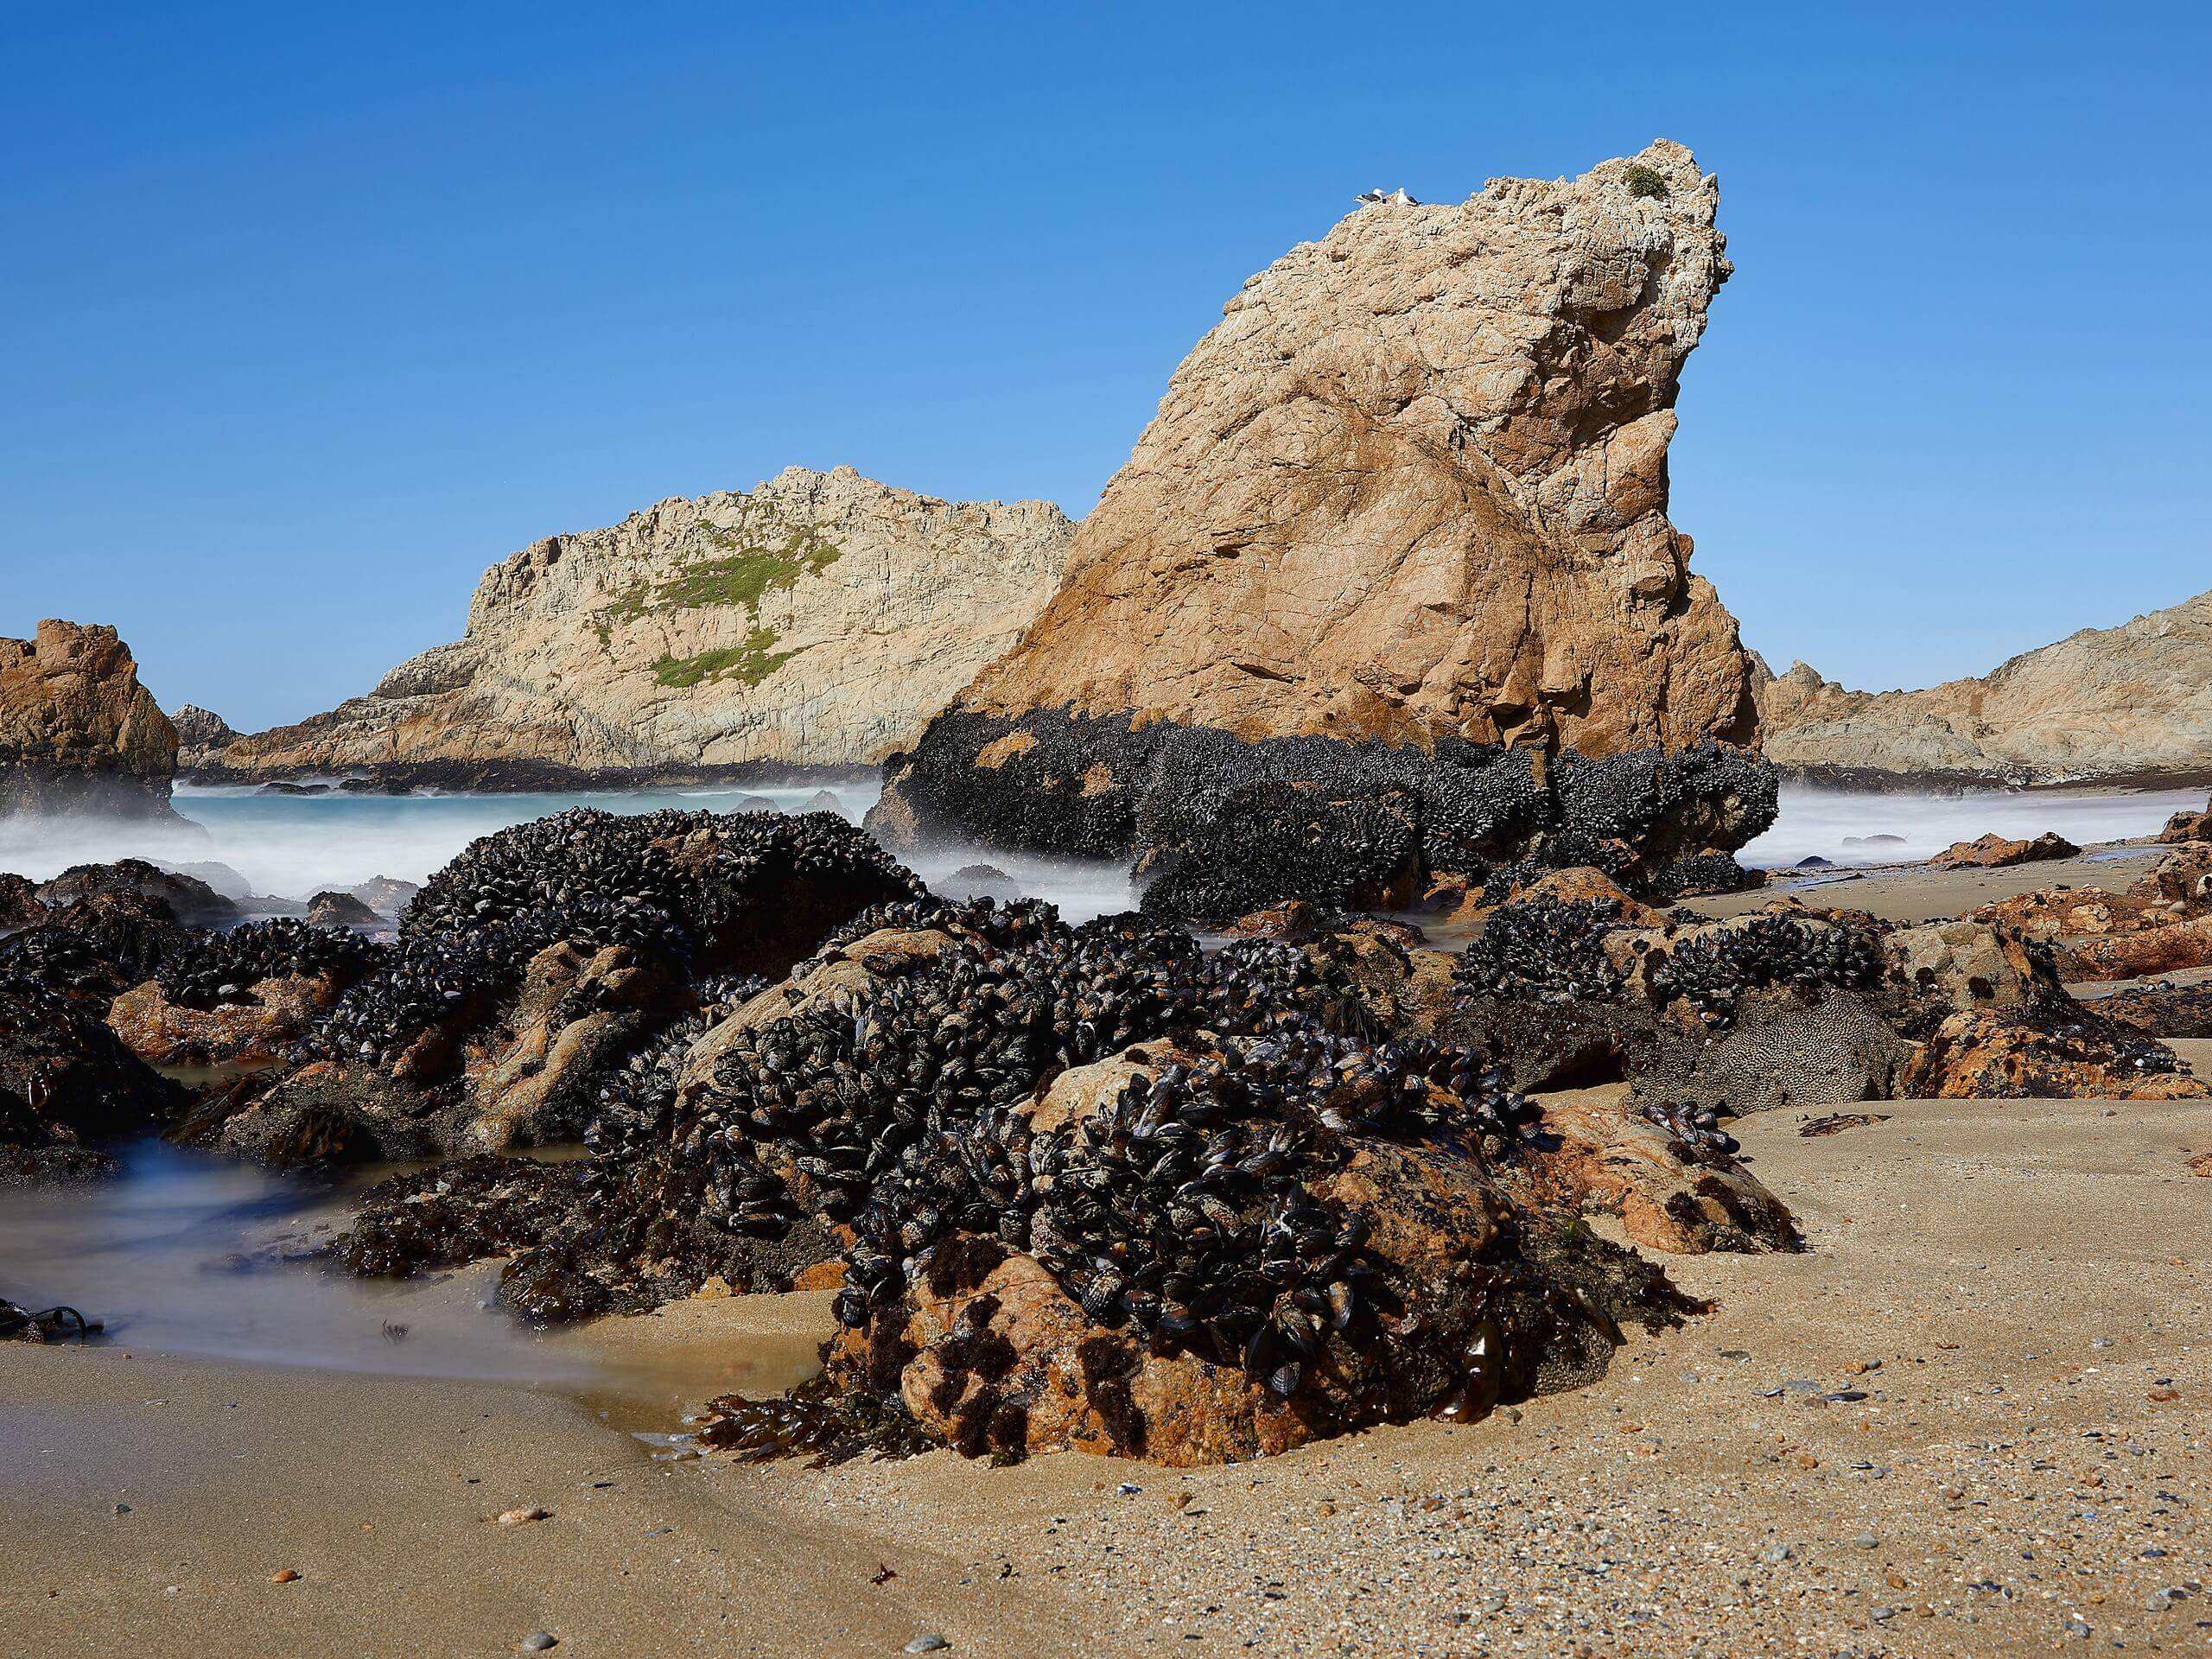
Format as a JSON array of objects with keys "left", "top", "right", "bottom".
[
  {"left": 1929, "top": 830, "right": 2081, "bottom": 870},
  {"left": 0, "top": 620, "right": 178, "bottom": 817}
]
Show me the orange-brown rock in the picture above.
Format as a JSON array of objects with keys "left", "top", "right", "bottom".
[
  {"left": 1929, "top": 830, "right": 2080, "bottom": 870},
  {"left": 0, "top": 621, "right": 178, "bottom": 817},
  {"left": 2053, "top": 918, "right": 2212, "bottom": 983},
  {"left": 2161, "top": 798, "right": 2212, "bottom": 842},
  {"left": 948, "top": 142, "right": 1754, "bottom": 757},
  {"left": 107, "top": 973, "right": 335, "bottom": 1070},
  {"left": 1528, "top": 1084, "right": 1795, "bottom": 1255},
  {"left": 0, "top": 874, "right": 41, "bottom": 931},
  {"left": 1904, "top": 1008, "right": 2209, "bottom": 1100}
]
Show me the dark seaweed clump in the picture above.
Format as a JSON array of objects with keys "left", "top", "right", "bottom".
[{"left": 156, "top": 919, "right": 389, "bottom": 1010}]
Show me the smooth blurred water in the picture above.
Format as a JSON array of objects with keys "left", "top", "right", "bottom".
[
  {"left": 1738, "top": 785, "right": 2202, "bottom": 870},
  {"left": 0, "top": 1141, "right": 587, "bottom": 1382}
]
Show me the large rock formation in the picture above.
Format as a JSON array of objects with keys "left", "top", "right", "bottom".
[
  {"left": 197, "top": 467, "right": 1072, "bottom": 786},
  {"left": 953, "top": 140, "right": 1752, "bottom": 753},
  {"left": 168, "top": 703, "right": 235, "bottom": 768},
  {"left": 0, "top": 621, "right": 178, "bottom": 817},
  {"left": 1758, "top": 587, "right": 2212, "bottom": 785},
  {"left": 874, "top": 143, "right": 1770, "bottom": 914}
]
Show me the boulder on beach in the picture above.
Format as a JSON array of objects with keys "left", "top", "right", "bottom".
[{"left": 1929, "top": 830, "right": 2079, "bottom": 870}]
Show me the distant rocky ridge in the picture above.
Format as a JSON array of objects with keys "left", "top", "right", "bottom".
[
  {"left": 194, "top": 467, "right": 1073, "bottom": 787},
  {"left": 877, "top": 142, "right": 1771, "bottom": 913},
  {"left": 1757, "top": 587, "right": 2212, "bottom": 785},
  {"left": 168, "top": 704, "right": 235, "bottom": 767},
  {"left": 0, "top": 621, "right": 178, "bottom": 817}
]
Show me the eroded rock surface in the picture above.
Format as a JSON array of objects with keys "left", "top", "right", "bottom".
[
  {"left": 0, "top": 621, "right": 177, "bottom": 817},
  {"left": 196, "top": 467, "right": 1072, "bottom": 783},
  {"left": 875, "top": 143, "right": 1770, "bottom": 918},
  {"left": 1758, "top": 587, "right": 2212, "bottom": 785}
]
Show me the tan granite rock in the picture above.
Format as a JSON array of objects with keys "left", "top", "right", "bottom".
[
  {"left": 944, "top": 142, "right": 1756, "bottom": 757},
  {"left": 1757, "top": 587, "right": 2212, "bottom": 784},
  {"left": 203, "top": 467, "right": 1071, "bottom": 780}
]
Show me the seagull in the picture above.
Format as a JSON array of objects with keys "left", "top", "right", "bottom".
[
  {"left": 1388, "top": 187, "right": 1418, "bottom": 207},
  {"left": 1355, "top": 188, "right": 1387, "bottom": 205}
]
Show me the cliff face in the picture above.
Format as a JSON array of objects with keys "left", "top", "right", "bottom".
[
  {"left": 1758, "top": 588, "right": 2212, "bottom": 785},
  {"left": 203, "top": 467, "right": 1073, "bottom": 782},
  {"left": 955, "top": 138, "right": 1756, "bottom": 755},
  {"left": 0, "top": 621, "right": 178, "bottom": 817}
]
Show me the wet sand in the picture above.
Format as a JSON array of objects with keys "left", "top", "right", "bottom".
[{"left": 7, "top": 1092, "right": 2209, "bottom": 1656}]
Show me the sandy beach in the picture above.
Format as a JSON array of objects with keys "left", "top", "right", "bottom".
[{"left": 7, "top": 1074, "right": 2205, "bottom": 1658}]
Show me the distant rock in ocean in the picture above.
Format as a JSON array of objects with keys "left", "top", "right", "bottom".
[
  {"left": 1758, "top": 587, "right": 2212, "bottom": 785},
  {"left": 876, "top": 141, "right": 1772, "bottom": 915},
  {"left": 0, "top": 620, "right": 179, "bottom": 818},
  {"left": 194, "top": 467, "right": 1073, "bottom": 788},
  {"left": 168, "top": 703, "right": 236, "bottom": 769}
]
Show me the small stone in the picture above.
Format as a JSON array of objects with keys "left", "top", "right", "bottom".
[
  {"left": 1872, "top": 1605, "right": 1897, "bottom": 1622},
  {"left": 904, "top": 1638, "right": 950, "bottom": 1655},
  {"left": 520, "top": 1636, "right": 558, "bottom": 1653},
  {"left": 270, "top": 1569, "right": 299, "bottom": 1584},
  {"left": 1854, "top": 1532, "right": 1879, "bottom": 1548},
  {"left": 498, "top": 1507, "right": 551, "bottom": 1527},
  {"left": 111, "top": 1503, "right": 131, "bottom": 1516}
]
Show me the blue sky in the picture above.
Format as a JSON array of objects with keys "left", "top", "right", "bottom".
[{"left": 4, "top": 3, "right": 2208, "bottom": 731}]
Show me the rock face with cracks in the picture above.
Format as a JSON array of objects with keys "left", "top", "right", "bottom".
[
  {"left": 195, "top": 467, "right": 1073, "bottom": 783},
  {"left": 0, "top": 621, "right": 178, "bottom": 817},
  {"left": 874, "top": 143, "right": 1770, "bottom": 916}
]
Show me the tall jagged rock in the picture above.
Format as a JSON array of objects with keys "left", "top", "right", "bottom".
[
  {"left": 954, "top": 139, "right": 1752, "bottom": 753},
  {"left": 1758, "top": 588, "right": 2212, "bottom": 785},
  {"left": 0, "top": 621, "right": 178, "bottom": 817},
  {"left": 198, "top": 467, "right": 1073, "bottom": 786},
  {"left": 875, "top": 143, "right": 1770, "bottom": 913}
]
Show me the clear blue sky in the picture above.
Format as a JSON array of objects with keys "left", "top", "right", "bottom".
[{"left": 4, "top": 3, "right": 2207, "bottom": 731}]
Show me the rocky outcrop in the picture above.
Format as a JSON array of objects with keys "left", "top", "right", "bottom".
[
  {"left": 168, "top": 704, "right": 235, "bottom": 766},
  {"left": 0, "top": 621, "right": 177, "bottom": 817},
  {"left": 196, "top": 467, "right": 1072, "bottom": 784},
  {"left": 1757, "top": 587, "right": 2212, "bottom": 785},
  {"left": 876, "top": 143, "right": 1770, "bottom": 914},
  {"left": 952, "top": 141, "right": 1752, "bottom": 753}
]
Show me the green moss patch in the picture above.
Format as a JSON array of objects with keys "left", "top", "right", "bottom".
[{"left": 652, "top": 626, "right": 798, "bottom": 690}]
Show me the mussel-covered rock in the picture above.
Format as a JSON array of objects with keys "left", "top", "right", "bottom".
[
  {"left": 1905, "top": 1006, "right": 2209, "bottom": 1100},
  {"left": 0, "top": 977, "right": 182, "bottom": 1181},
  {"left": 107, "top": 919, "right": 386, "bottom": 1069},
  {"left": 0, "top": 892, "right": 192, "bottom": 1012},
  {"left": 35, "top": 859, "right": 240, "bottom": 928},
  {"left": 2094, "top": 981, "right": 2212, "bottom": 1039},
  {"left": 874, "top": 709, "right": 1776, "bottom": 925},
  {"left": 0, "top": 873, "right": 41, "bottom": 932}
]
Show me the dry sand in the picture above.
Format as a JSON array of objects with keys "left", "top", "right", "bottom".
[{"left": 6, "top": 1088, "right": 2207, "bottom": 1657}]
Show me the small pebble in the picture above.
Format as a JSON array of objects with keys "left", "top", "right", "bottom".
[
  {"left": 520, "top": 1636, "right": 558, "bottom": 1653},
  {"left": 904, "top": 1638, "right": 950, "bottom": 1655},
  {"left": 498, "top": 1507, "right": 551, "bottom": 1527},
  {"left": 270, "top": 1569, "right": 299, "bottom": 1584}
]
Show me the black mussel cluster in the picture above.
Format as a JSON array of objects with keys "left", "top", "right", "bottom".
[
  {"left": 1649, "top": 916, "right": 1885, "bottom": 1029},
  {"left": 1634, "top": 1099, "right": 1739, "bottom": 1155},
  {"left": 886, "top": 707, "right": 1777, "bottom": 923},
  {"left": 403, "top": 806, "right": 921, "bottom": 966},
  {"left": 155, "top": 919, "right": 388, "bottom": 1010},
  {"left": 304, "top": 807, "right": 918, "bottom": 1068},
  {"left": 1452, "top": 897, "right": 1629, "bottom": 1006},
  {"left": 0, "top": 893, "right": 190, "bottom": 1006},
  {"left": 2095, "top": 981, "right": 2212, "bottom": 1040},
  {"left": 1020, "top": 1035, "right": 1535, "bottom": 1401},
  {"left": 652, "top": 901, "right": 1530, "bottom": 1401}
]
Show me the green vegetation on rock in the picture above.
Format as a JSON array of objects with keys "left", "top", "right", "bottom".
[
  {"left": 652, "top": 626, "right": 798, "bottom": 690},
  {"left": 1622, "top": 162, "right": 1669, "bottom": 200},
  {"left": 596, "top": 510, "right": 842, "bottom": 692}
]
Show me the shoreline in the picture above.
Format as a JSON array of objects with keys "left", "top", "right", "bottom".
[{"left": 6, "top": 1093, "right": 2206, "bottom": 1656}]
